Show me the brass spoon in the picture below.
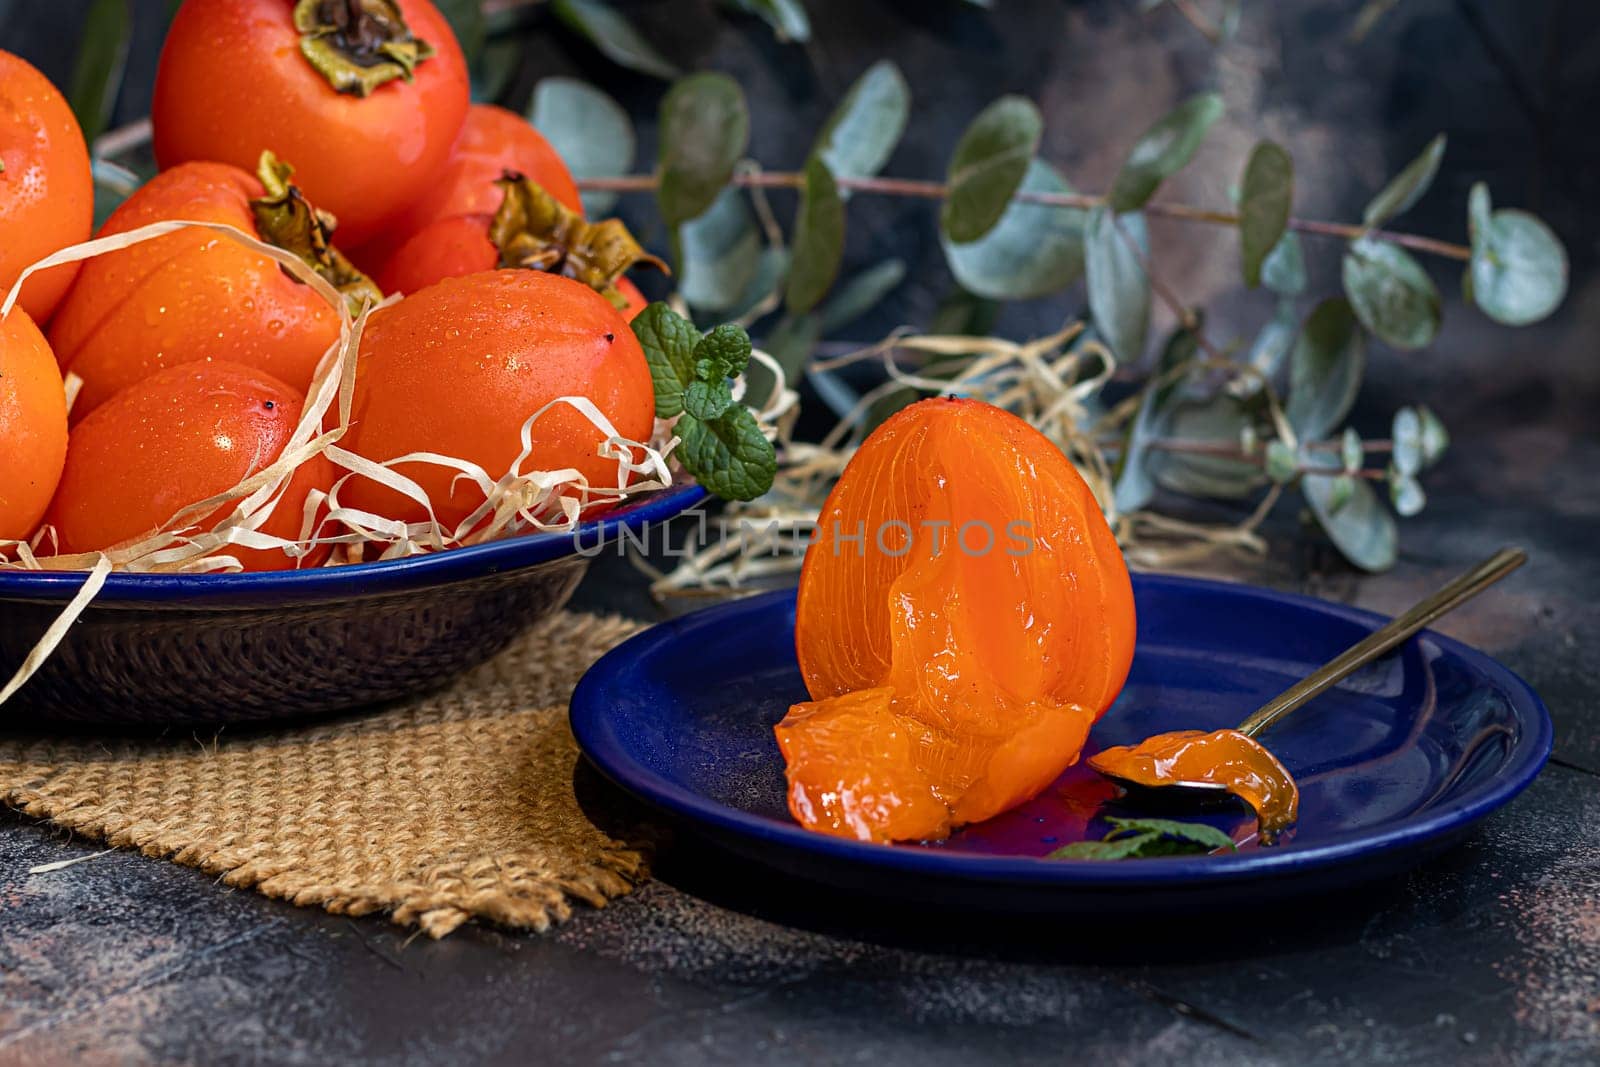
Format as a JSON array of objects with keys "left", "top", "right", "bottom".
[{"left": 1087, "top": 547, "right": 1528, "bottom": 828}]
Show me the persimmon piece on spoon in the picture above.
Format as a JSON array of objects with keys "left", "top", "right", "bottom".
[{"left": 777, "top": 397, "right": 1137, "bottom": 844}]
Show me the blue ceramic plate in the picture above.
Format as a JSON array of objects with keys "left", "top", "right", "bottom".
[
  {"left": 0, "top": 485, "right": 705, "bottom": 727},
  {"left": 571, "top": 578, "right": 1552, "bottom": 911}
]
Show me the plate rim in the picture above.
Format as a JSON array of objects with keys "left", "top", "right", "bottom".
[
  {"left": 570, "top": 577, "right": 1554, "bottom": 887},
  {"left": 0, "top": 484, "right": 707, "bottom": 604}
]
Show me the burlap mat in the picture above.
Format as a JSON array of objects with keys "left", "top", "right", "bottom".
[{"left": 0, "top": 612, "right": 649, "bottom": 938}]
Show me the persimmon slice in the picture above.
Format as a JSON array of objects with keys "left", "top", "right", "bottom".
[{"left": 778, "top": 397, "right": 1136, "bottom": 843}]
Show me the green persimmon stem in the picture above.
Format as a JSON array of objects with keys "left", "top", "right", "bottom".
[{"left": 577, "top": 172, "right": 1473, "bottom": 261}]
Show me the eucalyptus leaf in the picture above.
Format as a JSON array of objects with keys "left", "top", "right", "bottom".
[
  {"left": 1325, "top": 474, "right": 1356, "bottom": 514},
  {"left": 1112, "top": 313, "right": 1186, "bottom": 513},
  {"left": 819, "top": 259, "right": 906, "bottom": 333},
  {"left": 1418, "top": 406, "right": 1449, "bottom": 467},
  {"left": 1466, "top": 183, "right": 1568, "bottom": 326},
  {"left": 1303, "top": 451, "right": 1397, "bottom": 571},
  {"left": 658, "top": 73, "right": 750, "bottom": 227},
  {"left": 722, "top": 246, "right": 791, "bottom": 322},
  {"left": 529, "top": 78, "right": 635, "bottom": 216},
  {"left": 941, "top": 96, "right": 1043, "bottom": 243},
  {"left": 550, "top": 0, "right": 681, "bottom": 80},
  {"left": 677, "top": 188, "right": 762, "bottom": 312},
  {"left": 1391, "top": 406, "right": 1422, "bottom": 476},
  {"left": 1245, "top": 299, "right": 1300, "bottom": 384},
  {"left": 1363, "top": 134, "right": 1445, "bottom": 227},
  {"left": 941, "top": 159, "right": 1086, "bottom": 301},
  {"left": 1261, "top": 231, "right": 1307, "bottom": 296},
  {"left": 1264, "top": 441, "right": 1298, "bottom": 483},
  {"left": 1108, "top": 93, "right": 1225, "bottom": 213},
  {"left": 814, "top": 60, "right": 910, "bottom": 188},
  {"left": 1341, "top": 427, "right": 1363, "bottom": 473},
  {"left": 1152, "top": 395, "right": 1265, "bottom": 499},
  {"left": 1239, "top": 141, "right": 1293, "bottom": 288},
  {"left": 722, "top": 0, "right": 811, "bottom": 42},
  {"left": 1286, "top": 298, "right": 1366, "bottom": 441},
  {"left": 1086, "top": 207, "right": 1151, "bottom": 364},
  {"left": 434, "top": 0, "right": 487, "bottom": 66},
  {"left": 1341, "top": 238, "right": 1441, "bottom": 350},
  {"left": 1391, "top": 474, "right": 1426, "bottom": 517},
  {"left": 70, "top": 0, "right": 131, "bottom": 144},
  {"left": 764, "top": 313, "right": 822, "bottom": 381},
  {"left": 785, "top": 156, "right": 846, "bottom": 315}
]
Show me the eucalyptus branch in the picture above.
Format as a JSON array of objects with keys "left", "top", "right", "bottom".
[{"left": 576, "top": 173, "right": 1475, "bottom": 261}]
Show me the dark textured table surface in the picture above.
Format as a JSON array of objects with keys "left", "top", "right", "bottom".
[{"left": 2, "top": 1, "right": 1598, "bottom": 1064}]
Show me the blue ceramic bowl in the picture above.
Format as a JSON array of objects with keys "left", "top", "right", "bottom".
[
  {"left": 0, "top": 485, "right": 705, "bottom": 728},
  {"left": 572, "top": 580, "right": 1552, "bottom": 912}
]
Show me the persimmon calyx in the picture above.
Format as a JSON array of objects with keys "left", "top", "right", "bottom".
[
  {"left": 294, "top": 0, "right": 436, "bottom": 97},
  {"left": 250, "top": 151, "right": 384, "bottom": 316},
  {"left": 489, "top": 172, "right": 668, "bottom": 313}
]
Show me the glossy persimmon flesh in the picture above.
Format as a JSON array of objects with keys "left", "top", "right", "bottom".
[{"left": 778, "top": 398, "right": 1137, "bottom": 843}]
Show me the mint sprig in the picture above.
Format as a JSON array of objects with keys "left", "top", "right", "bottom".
[
  {"left": 1047, "top": 817, "right": 1237, "bottom": 860},
  {"left": 633, "top": 303, "right": 777, "bottom": 501}
]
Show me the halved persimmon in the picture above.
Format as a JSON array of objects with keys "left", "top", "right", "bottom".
[{"left": 777, "top": 397, "right": 1136, "bottom": 843}]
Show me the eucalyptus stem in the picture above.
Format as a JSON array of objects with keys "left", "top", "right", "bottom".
[{"left": 577, "top": 172, "right": 1474, "bottom": 261}]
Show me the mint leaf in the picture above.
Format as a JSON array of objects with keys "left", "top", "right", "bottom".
[
  {"left": 633, "top": 304, "right": 776, "bottom": 501},
  {"left": 683, "top": 379, "right": 735, "bottom": 421},
  {"left": 1047, "top": 817, "right": 1236, "bottom": 860},
  {"left": 1104, "top": 817, "right": 1237, "bottom": 852},
  {"left": 678, "top": 406, "right": 776, "bottom": 501},
  {"left": 694, "top": 323, "right": 753, "bottom": 379},
  {"left": 633, "top": 302, "right": 701, "bottom": 418},
  {"left": 1047, "top": 833, "right": 1161, "bottom": 860}
]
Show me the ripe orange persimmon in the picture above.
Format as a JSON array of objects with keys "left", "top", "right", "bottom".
[
  {"left": 0, "top": 50, "right": 92, "bottom": 324},
  {"left": 342, "top": 270, "right": 655, "bottom": 531},
  {"left": 152, "top": 0, "right": 469, "bottom": 247},
  {"left": 376, "top": 212, "right": 650, "bottom": 320},
  {"left": 0, "top": 308, "right": 68, "bottom": 540},
  {"left": 354, "top": 103, "right": 582, "bottom": 270},
  {"left": 777, "top": 398, "right": 1137, "bottom": 843},
  {"left": 45, "top": 362, "right": 335, "bottom": 571},
  {"left": 48, "top": 160, "right": 354, "bottom": 419}
]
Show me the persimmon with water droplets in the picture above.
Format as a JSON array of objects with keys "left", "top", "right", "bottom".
[
  {"left": 376, "top": 212, "right": 649, "bottom": 320},
  {"left": 341, "top": 270, "right": 655, "bottom": 532},
  {"left": 45, "top": 361, "right": 335, "bottom": 571},
  {"left": 0, "top": 49, "right": 92, "bottom": 324},
  {"left": 0, "top": 308, "right": 68, "bottom": 541},
  {"left": 354, "top": 103, "right": 582, "bottom": 271},
  {"left": 152, "top": 0, "right": 469, "bottom": 247},
  {"left": 48, "top": 156, "right": 377, "bottom": 419},
  {"left": 373, "top": 173, "right": 659, "bottom": 321},
  {"left": 777, "top": 397, "right": 1137, "bottom": 844}
]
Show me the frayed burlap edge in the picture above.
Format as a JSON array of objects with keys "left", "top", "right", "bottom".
[{"left": 0, "top": 613, "right": 653, "bottom": 939}]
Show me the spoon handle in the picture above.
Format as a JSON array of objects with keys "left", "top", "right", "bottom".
[{"left": 1235, "top": 547, "right": 1527, "bottom": 739}]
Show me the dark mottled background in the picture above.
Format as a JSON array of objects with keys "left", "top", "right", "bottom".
[{"left": 1, "top": 1, "right": 1597, "bottom": 1064}]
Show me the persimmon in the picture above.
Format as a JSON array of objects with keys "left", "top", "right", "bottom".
[
  {"left": 354, "top": 103, "right": 582, "bottom": 270},
  {"left": 0, "top": 308, "right": 68, "bottom": 540},
  {"left": 48, "top": 156, "right": 377, "bottom": 419},
  {"left": 0, "top": 50, "right": 92, "bottom": 324},
  {"left": 777, "top": 397, "right": 1137, "bottom": 843},
  {"left": 45, "top": 362, "right": 335, "bottom": 571},
  {"left": 376, "top": 211, "right": 651, "bottom": 321},
  {"left": 152, "top": 0, "right": 469, "bottom": 247},
  {"left": 342, "top": 270, "right": 655, "bottom": 531}
]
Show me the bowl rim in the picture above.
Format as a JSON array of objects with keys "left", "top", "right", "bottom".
[{"left": 0, "top": 484, "right": 707, "bottom": 604}]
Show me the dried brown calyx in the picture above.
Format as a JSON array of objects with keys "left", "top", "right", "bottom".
[
  {"left": 250, "top": 151, "right": 384, "bottom": 316},
  {"left": 489, "top": 172, "right": 668, "bottom": 312},
  {"left": 294, "top": 0, "right": 436, "bottom": 97}
]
